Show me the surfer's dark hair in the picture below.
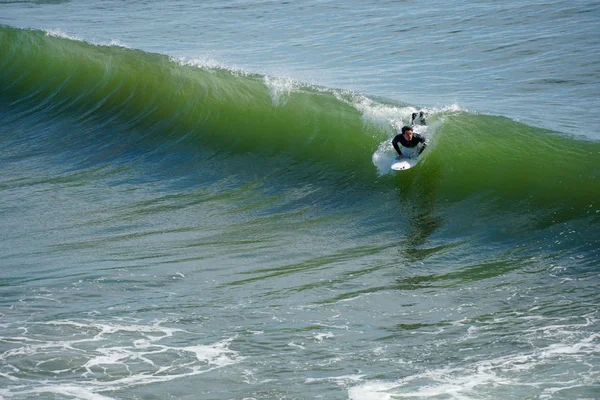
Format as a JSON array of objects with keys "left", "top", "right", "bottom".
[{"left": 401, "top": 126, "right": 413, "bottom": 134}]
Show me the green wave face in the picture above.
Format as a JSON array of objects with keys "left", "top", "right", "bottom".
[
  {"left": 1, "top": 25, "right": 599, "bottom": 227},
  {"left": 0, "top": 26, "right": 377, "bottom": 164},
  {"left": 420, "top": 114, "right": 600, "bottom": 211}
]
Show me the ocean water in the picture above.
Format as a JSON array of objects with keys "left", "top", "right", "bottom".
[{"left": 0, "top": 1, "right": 599, "bottom": 399}]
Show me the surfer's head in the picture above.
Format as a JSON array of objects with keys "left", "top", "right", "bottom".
[{"left": 402, "top": 126, "right": 413, "bottom": 140}]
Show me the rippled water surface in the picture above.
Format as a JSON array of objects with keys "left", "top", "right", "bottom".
[{"left": 0, "top": 1, "right": 599, "bottom": 399}]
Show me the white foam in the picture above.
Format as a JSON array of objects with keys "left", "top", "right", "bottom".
[
  {"left": 96, "top": 39, "right": 130, "bottom": 48},
  {"left": 306, "top": 374, "right": 365, "bottom": 385},
  {"left": 183, "top": 338, "right": 241, "bottom": 367},
  {"left": 44, "top": 28, "right": 82, "bottom": 41},
  {"left": 348, "top": 330, "right": 600, "bottom": 399},
  {"left": 541, "top": 335, "right": 600, "bottom": 357},
  {"left": 442, "top": 103, "right": 464, "bottom": 113},
  {"left": 82, "top": 347, "right": 133, "bottom": 375},
  {"left": 29, "top": 385, "right": 115, "bottom": 400},
  {"left": 349, "top": 94, "right": 416, "bottom": 128},
  {"left": 371, "top": 139, "right": 398, "bottom": 176},
  {"left": 0, "top": 319, "right": 243, "bottom": 398},
  {"left": 348, "top": 380, "right": 397, "bottom": 400},
  {"left": 348, "top": 367, "right": 507, "bottom": 400},
  {"left": 264, "top": 76, "right": 299, "bottom": 107},
  {"left": 349, "top": 313, "right": 599, "bottom": 398},
  {"left": 44, "top": 28, "right": 132, "bottom": 51},
  {"left": 171, "top": 55, "right": 249, "bottom": 76},
  {"left": 346, "top": 92, "right": 464, "bottom": 128},
  {"left": 313, "top": 332, "right": 334, "bottom": 342}
]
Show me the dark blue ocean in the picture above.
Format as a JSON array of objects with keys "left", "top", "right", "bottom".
[{"left": 1, "top": 1, "right": 599, "bottom": 399}]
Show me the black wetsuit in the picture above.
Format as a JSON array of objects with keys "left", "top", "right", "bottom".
[
  {"left": 392, "top": 133, "right": 427, "bottom": 157},
  {"left": 411, "top": 113, "right": 427, "bottom": 126}
]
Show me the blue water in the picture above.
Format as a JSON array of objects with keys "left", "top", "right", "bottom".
[{"left": 0, "top": 1, "right": 599, "bottom": 399}]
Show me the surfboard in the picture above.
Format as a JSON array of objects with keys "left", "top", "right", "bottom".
[
  {"left": 391, "top": 157, "right": 419, "bottom": 171},
  {"left": 390, "top": 142, "right": 425, "bottom": 171}
]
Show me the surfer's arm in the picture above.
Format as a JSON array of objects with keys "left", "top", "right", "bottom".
[
  {"left": 392, "top": 135, "right": 403, "bottom": 157},
  {"left": 416, "top": 134, "right": 427, "bottom": 154}
]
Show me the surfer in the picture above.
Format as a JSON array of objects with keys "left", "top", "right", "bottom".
[
  {"left": 411, "top": 111, "right": 426, "bottom": 126},
  {"left": 392, "top": 126, "right": 426, "bottom": 159}
]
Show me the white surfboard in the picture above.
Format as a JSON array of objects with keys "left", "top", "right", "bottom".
[
  {"left": 390, "top": 142, "right": 425, "bottom": 171},
  {"left": 391, "top": 157, "right": 419, "bottom": 171}
]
